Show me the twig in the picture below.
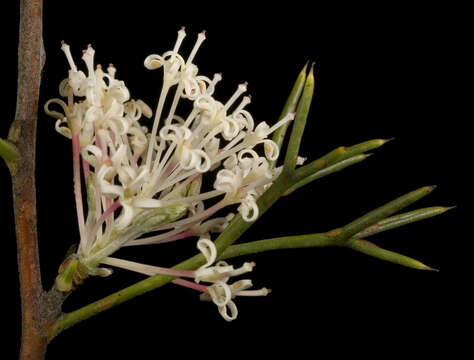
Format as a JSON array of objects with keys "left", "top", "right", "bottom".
[{"left": 10, "top": 1, "right": 63, "bottom": 359}]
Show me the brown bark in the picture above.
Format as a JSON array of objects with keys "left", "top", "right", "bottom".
[{"left": 10, "top": 0, "right": 63, "bottom": 359}]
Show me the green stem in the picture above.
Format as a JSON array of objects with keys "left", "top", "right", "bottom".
[
  {"left": 219, "top": 233, "right": 436, "bottom": 271},
  {"left": 49, "top": 185, "right": 443, "bottom": 340},
  {"left": 214, "top": 175, "right": 291, "bottom": 255},
  {"left": 219, "top": 233, "right": 336, "bottom": 260},
  {"left": 47, "top": 232, "right": 333, "bottom": 340}
]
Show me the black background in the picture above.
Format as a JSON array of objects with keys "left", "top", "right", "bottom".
[{"left": 2, "top": 1, "right": 467, "bottom": 358}]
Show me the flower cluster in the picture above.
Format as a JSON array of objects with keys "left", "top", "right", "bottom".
[{"left": 45, "top": 28, "right": 293, "bottom": 320}]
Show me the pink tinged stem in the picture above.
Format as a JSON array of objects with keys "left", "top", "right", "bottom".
[
  {"left": 95, "top": 126, "right": 110, "bottom": 164},
  {"left": 91, "top": 200, "right": 121, "bottom": 238},
  {"left": 155, "top": 229, "right": 195, "bottom": 244},
  {"left": 99, "top": 200, "right": 121, "bottom": 226},
  {"left": 72, "top": 133, "right": 86, "bottom": 240},
  {"left": 163, "top": 172, "right": 199, "bottom": 199},
  {"left": 82, "top": 156, "right": 90, "bottom": 180},
  {"left": 158, "top": 199, "right": 228, "bottom": 231},
  {"left": 151, "top": 159, "right": 178, "bottom": 196},
  {"left": 172, "top": 278, "right": 209, "bottom": 293},
  {"left": 109, "top": 129, "right": 116, "bottom": 145}
]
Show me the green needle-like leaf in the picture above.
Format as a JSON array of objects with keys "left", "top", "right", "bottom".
[
  {"left": 353, "top": 206, "right": 455, "bottom": 239},
  {"left": 292, "top": 138, "right": 390, "bottom": 185},
  {"left": 342, "top": 138, "right": 393, "bottom": 160},
  {"left": 270, "top": 63, "right": 308, "bottom": 169},
  {"left": 347, "top": 239, "right": 438, "bottom": 271},
  {"left": 283, "top": 63, "right": 315, "bottom": 172},
  {"left": 285, "top": 154, "right": 371, "bottom": 196},
  {"left": 332, "top": 186, "right": 437, "bottom": 242}
]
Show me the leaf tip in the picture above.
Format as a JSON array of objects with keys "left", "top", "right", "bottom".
[
  {"left": 424, "top": 185, "right": 438, "bottom": 193},
  {"left": 423, "top": 264, "right": 440, "bottom": 272},
  {"left": 381, "top": 137, "right": 396, "bottom": 145},
  {"left": 442, "top": 205, "right": 457, "bottom": 213},
  {"left": 301, "top": 60, "right": 309, "bottom": 74}
]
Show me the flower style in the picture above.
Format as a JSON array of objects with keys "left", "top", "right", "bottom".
[{"left": 45, "top": 28, "right": 292, "bottom": 320}]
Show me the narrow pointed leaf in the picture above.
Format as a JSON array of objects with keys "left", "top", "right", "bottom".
[
  {"left": 353, "top": 206, "right": 454, "bottom": 239},
  {"left": 285, "top": 154, "right": 370, "bottom": 196},
  {"left": 293, "top": 138, "right": 390, "bottom": 183},
  {"left": 293, "top": 146, "right": 346, "bottom": 181},
  {"left": 270, "top": 63, "right": 308, "bottom": 168},
  {"left": 342, "top": 138, "right": 393, "bottom": 161},
  {"left": 332, "top": 186, "right": 437, "bottom": 242},
  {"left": 283, "top": 64, "right": 315, "bottom": 172},
  {"left": 348, "top": 239, "right": 438, "bottom": 271}
]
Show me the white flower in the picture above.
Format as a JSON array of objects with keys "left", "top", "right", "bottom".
[
  {"left": 193, "top": 238, "right": 269, "bottom": 321},
  {"left": 46, "top": 29, "right": 288, "bottom": 319}
]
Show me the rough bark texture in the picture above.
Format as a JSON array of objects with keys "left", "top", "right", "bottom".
[{"left": 11, "top": 1, "right": 63, "bottom": 359}]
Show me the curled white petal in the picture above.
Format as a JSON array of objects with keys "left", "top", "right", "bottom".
[
  {"left": 144, "top": 54, "right": 165, "bottom": 70},
  {"left": 113, "top": 202, "right": 134, "bottom": 230},
  {"left": 160, "top": 124, "right": 192, "bottom": 143},
  {"left": 59, "top": 78, "right": 73, "bottom": 98},
  {"left": 221, "top": 117, "right": 239, "bottom": 140},
  {"left": 239, "top": 194, "right": 259, "bottom": 222},
  {"left": 97, "top": 165, "right": 123, "bottom": 199},
  {"left": 180, "top": 147, "right": 211, "bottom": 172},
  {"left": 262, "top": 139, "right": 279, "bottom": 161},
  {"left": 81, "top": 145, "right": 103, "bottom": 168},
  {"left": 44, "top": 98, "right": 70, "bottom": 120},
  {"left": 196, "top": 238, "right": 217, "bottom": 270},
  {"left": 136, "top": 99, "right": 153, "bottom": 119},
  {"left": 218, "top": 300, "right": 238, "bottom": 321},
  {"left": 208, "top": 281, "right": 232, "bottom": 307},
  {"left": 55, "top": 118, "right": 72, "bottom": 139},
  {"left": 214, "top": 168, "right": 241, "bottom": 195}
]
